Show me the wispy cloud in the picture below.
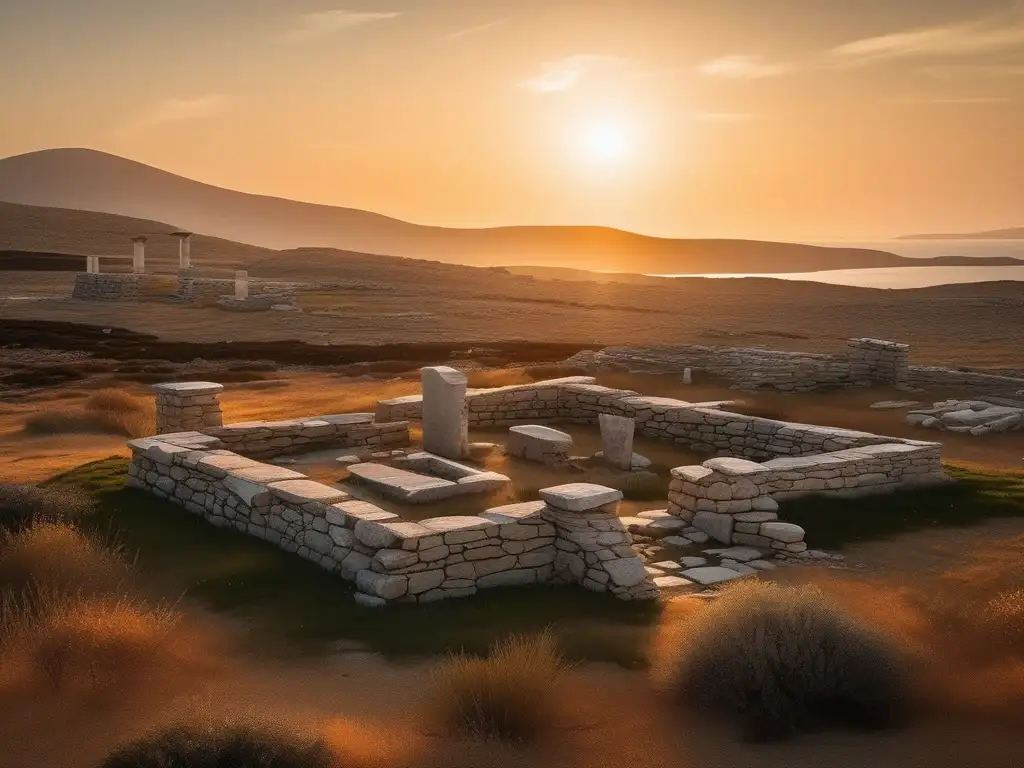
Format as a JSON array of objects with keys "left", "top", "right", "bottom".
[
  {"left": 830, "top": 13, "right": 1024, "bottom": 63},
  {"left": 127, "top": 94, "right": 228, "bottom": 132},
  {"left": 520, "top": 55, "right": 626, "bottom": 92},
  {"left": 696, "top": 112, "right": 755, "bottom": 123},
  {"left": 287, "top": 9, "right": 400, "bottom": 42},
  {"left": 449, "top": 18, "right": 506, "bottom": 41},
  {"left": 697, "top": 55, "right": 792, "bottom": 79}
]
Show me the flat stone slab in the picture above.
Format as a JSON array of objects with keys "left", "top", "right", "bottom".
[
  {"left": 540, "top": 483, "right": 623, "bottom": 512},
  {"left": 870, "top": 400, "right": 922, "bottom": 410},
  {"left": 703, "top": 457, "right": 769, "bottom": 476},
  {"left": 509, "top": 424, "right": 572, "bottom": 445},
  {"left": 703, "top": 546, "right": 764, "bottom": 562},
  {"left": 681, "top": 566, "right": 747, "bottom": 585},
  {"left": 267, "top": 479, "right": 350, "bottom": 505},
  {"left": 347, "top": 463, "right": 456, "bottom": 503},
  {"left": 481, "top": 501, "right": 547, "bottom": 524},
  {"left": 653, "top": 575, "right": 694, "bottom": 589},
  {"left": 312, "top": 413, "right": 375, "bottom": 425},
  {"left": 153, "top": 381, "right": 224, "bottom": 395}
]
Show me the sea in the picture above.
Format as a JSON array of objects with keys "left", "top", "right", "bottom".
[{"left": 656, "top": 240, "right": 1024, "bottom": 289}]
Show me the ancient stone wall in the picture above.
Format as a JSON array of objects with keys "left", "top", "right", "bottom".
[
  {"left": 906, "top": 366, "right": 1024, "bottom": 393},
  {"left": 154, "top": 382, "right": 224, "bottom": 434},
  {"left": 72, "top": 273, "right": 143, "bottom": 300},
  {"left": 565, "top": 337, "right": 911, "bottom": 392},
  {"left": 205, "top": 413, "right": 410, "bottom": 459},
  {"left": 126, "top": 435, "right": 652, "bottom": 606}
]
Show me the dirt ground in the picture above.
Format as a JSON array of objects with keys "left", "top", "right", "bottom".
[{"left": 3, "top": 270, "right": 1023, "bottom": 371}]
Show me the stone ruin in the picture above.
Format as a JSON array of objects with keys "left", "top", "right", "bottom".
[
  {"left": 906, "top": 398, "right": 1024, "bottom": 436},
  {"left": 569, "top": 338, "right": 1024, "bottom": 396},
  {"left": 127, "top": 365, "right": 950, "bottom": 607},
  {"left": 71, "top": 235, "right": 300, "bottom": 311}
]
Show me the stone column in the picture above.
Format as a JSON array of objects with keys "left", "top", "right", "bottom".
[
  {"left": 87, "top": 256, "right": 98, "bottom": 274},
  {"left": 153, "top": 381, "right": 224, "bottom": 434},
  {"left": 598, "top": 413, "right": 635, "bottom": 470},
  {"left": 540, "top": 483, "right": 656, "bottom": 600},
  {"left": 131, "top": 236, "right": 147, "bottom": 274},
  {"left": 234, "top": 270, "right": 249, "bottom": 300},
  {"left": 174, "top": 232, "right": 193, "bottom": 270},
  {"left": 421, "top": 366, "right": 468, "bottom": 460}
]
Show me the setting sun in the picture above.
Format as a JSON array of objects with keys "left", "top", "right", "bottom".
[{"left": 579, "top": 120, "right": 632, "bottom": 164}]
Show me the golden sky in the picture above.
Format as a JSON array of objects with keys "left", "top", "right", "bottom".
[{"left": 0, "top": 0, "right": 1021, "bottom": 240}]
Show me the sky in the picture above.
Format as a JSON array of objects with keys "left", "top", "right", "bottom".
[{"left": 0, "top": 0, "right": 1021, "bottom": 241}]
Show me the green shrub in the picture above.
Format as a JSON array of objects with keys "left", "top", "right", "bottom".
[
  {"left": 667, "top": 581, "right": 907, "bottom": 740},
  {"left": 99, "top": 725, "right": 336, "bottom": 768},
  {"left": 429, "top": 632, "right": 567, "bottom": 741},
  {"left": 0, "top": 483, "right": 94, "bottom": 534}
]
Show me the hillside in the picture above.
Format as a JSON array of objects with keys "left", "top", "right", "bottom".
[
  {"left": 900, "top": 227, "right": 1024, "bottom": 240},
  {"left": 0, "top": 147, "right": 942, "bottom": 274}
]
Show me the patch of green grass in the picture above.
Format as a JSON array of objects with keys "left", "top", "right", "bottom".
[
  {"left": 45, "top": 458, "right": 658, "bottom": 666},
  {"left": 782, "top": 465, "right": 1024, "bottom": 549}
]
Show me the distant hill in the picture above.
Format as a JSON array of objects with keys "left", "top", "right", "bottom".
[
  {"left": 0, "top": 147, "right": 963, "bottom": 275},
  {"left": 900, "top": 227, "right": 1024, "bottom": 240}
]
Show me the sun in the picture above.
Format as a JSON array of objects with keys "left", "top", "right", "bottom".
[{"left": 579, "top": 120, "right": 632, "bottom": 164}]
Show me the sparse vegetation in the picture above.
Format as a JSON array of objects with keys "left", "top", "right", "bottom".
[
  {"left": 666, "top": 581, "right": 907, "bottom": 740},
  {"left": 0, "top": 482, "right": 95, "bottom": 533},
  {"left": 22, "top": 387, "right": 155, "bottom": 438},
  {"left": 99, "top": 724, "right": 338, "bottom": 768},
  {"left": 429, "top": 632, "right": 568, "bottom": 741}
]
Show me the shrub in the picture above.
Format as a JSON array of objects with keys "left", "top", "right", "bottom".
[
  {"left": 99, "top": 724, "right": 337, "bottom": 768},
  {"left": 22, "top": 388, "right": 154, "bottom": 438},
  {"left": 0, "top": 587, "right": 183, "bottom": 695},
  {"left": 429, "top": 632, "right": 568, "bottom": 741},
  {"left": 0, "top": 522, "right": 131, "bottom": 595},
  {"left": 666, "top": 581, "right": 907, "bottom": 740},
  {"left": 981, "top": 588, "right": 1024, "bottom": 654},
  {"left": 0, "top": 482, "right": 94, "bottom": 534}
]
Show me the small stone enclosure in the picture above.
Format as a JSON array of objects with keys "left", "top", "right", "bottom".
[{"left": 128, "top": 357, "right": 948, "bottom": 608}]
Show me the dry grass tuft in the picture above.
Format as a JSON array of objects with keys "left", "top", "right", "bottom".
[
  {"left": 429, "top": 631, "right": 568, "bottom": 742},
  {"left": 22, "top": 388, "right": 155, "bottom": 439},
  {"left": 0, "top": 482, "right": 95, "bottom": 534},
  {"left": 980, "top": 588, "right": 1024, "bottom": 654},
  {"left": 0, "top": 522, "right": 132, "bottom": 596},
  {"left": 665, "top": 581, "right": 907, "bottom": 740},
  {"left": 0, "top": 587, "right": 189, "bottom": 697},
  {"left": 99, "top": 723, "right": 338, "bottom": 768}
]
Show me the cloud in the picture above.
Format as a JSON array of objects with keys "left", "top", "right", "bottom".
[
  {"left": 696, "top": 112, "right": 754, "bottom": 123},
  {"left": 830, "top": 14, "right": 1024, "bottom": 63},
  {"left": 287, "top": 9, "right": 400, "bottom": 42},
  {"left": 448, "top": 19, "right": 506, "bottom": 41},
  {"left": 127, "top": 94, "right": 228, "bottom": 131},
  {"left": 697, "top": 55, "right": 792, "bottom": 79},
  {"left": 520, "top": 55, "right": 626, "bottom": 92}
]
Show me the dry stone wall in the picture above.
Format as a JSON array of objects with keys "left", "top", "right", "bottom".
[{"left": 126, "top": 434, "right": 652, "bottom": 606}]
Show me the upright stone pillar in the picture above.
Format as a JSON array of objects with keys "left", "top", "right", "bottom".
[
  {"left": 598, "top": 413, "right": 635, "bottom": 470},
  {"left": 174, "top": 232, "right": 193, "bottom": 270},
  {"left": 421, "top": 366, "right": 468, "bottom": 460},
  {"left": 131, "top": 236, "right": 147, "bottom": 274},
  {"left": 153, "top": 381, "right": 224, "bottom": 434},
  {"left": 87, "top": 256, "right": 98, "bottom": 274},
  {"left": 234, "top": 270, "right": 249, "bottom": 300},
  {"left": 540, "top": 483, "right": 656, "bottom": 600}
]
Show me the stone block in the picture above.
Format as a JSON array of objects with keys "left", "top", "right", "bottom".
[
  {"left": 598, "top": 414, "right": 635, "bottom": 470},
  {"left": 693, "top": 511, "right": 734, "bottom": 544},
  {"left": 422, "top": 366, "right": 469, "bottom": 459},
  {"left": 539, "top": 483, "right": 623, "bottom": 512}
]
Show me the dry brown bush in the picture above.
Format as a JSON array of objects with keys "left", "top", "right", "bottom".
[
  {"left": 0, "top": 587, "right": 191, "bottom": 697},
  {"left": 99, "top": 723, "right": 337, "bottom": 768},
  {"left": 0, "top": 483, "right": 95, "bottom": 534},
  {"left": 0, "top": 522, "right": 132, "bottom": 596},
  {"left": 22, "top": 388, "right": 154, "bottom": 438},
  {"left": 664, "top": 581, "right": 907, "bottom": 740},
  {"left": 429, "top": 632, "right": 568, "bottom": 742}
]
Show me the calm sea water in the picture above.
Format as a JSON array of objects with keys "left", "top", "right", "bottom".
[{"left": 657, "top": 240, "right": 1024, "bottom": 289}]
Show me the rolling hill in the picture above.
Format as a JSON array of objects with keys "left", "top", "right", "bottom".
[
  {"left": 0, "top": 147, "right": 965, "bottom": 275},
  {"left": 900, "top": 227, "right": 1024, "bottom": 240}
]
